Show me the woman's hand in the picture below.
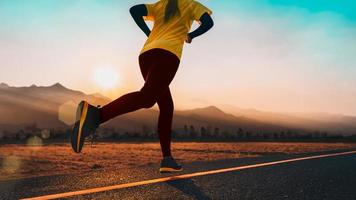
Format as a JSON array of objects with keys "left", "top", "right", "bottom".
[{"left": 185, "top": 34, "right": 192, "bottom": 44}]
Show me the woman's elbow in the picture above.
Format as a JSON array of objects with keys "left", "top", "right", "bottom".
[
  {"left": 203, "top": 18, "right": 214, "bottom": 31},
  {"left": 129, "top": 4, "right": 146, "bottom": 17},
  {"left": 129, "top": 5, "right": 137, "bottom": 15},
  {"left": 209, "top": 19, "right": 214, "bottom": 29},
  {"left": 207, "top": 14, "right": 214, "bottom": 29},
  {"left": 200, "top": 13, "right": 214, "bottom": 29}
]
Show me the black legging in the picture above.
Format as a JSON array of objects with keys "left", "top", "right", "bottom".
[{"left": 99, "top": 48, "right": 180, "bottom": 157}]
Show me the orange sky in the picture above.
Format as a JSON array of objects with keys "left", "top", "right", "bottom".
[{"left": 0, "top": 0, "right": 356, "bottom": 115}]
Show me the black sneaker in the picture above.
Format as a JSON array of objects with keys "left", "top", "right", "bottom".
[
  {"left": 159, "top": 156, "right": 183, "bottom": 173},
  {"left": 71, "top": 100, "right": 100, "bottom": 153}
]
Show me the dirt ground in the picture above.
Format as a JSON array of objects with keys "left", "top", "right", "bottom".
[{"left": 1, "top": 140, "right": 356, "bottom": 181}]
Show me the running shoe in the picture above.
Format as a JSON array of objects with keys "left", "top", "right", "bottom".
[
  {"left": 159, "top": 156, "right": 183, "bottom": 173},
  {"left": 71, "top": 100, "right": 100, "bottom": 153}
]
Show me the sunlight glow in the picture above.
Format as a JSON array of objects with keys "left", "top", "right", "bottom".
[{"left": 93, "top": 67, "right": 119, "bottom": 90}]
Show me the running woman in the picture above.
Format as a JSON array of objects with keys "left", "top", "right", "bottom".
[{"left": 71, "top": 0, "right": 214, "bottom": 173}]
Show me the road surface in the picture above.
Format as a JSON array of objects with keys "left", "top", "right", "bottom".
[{"left": 1, "top": 149, "right": 356, "bottom": 200}]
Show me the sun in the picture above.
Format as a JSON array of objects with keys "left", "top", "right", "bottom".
[{"left": 93, "top": 67, "right": 119, "bottom": 90}]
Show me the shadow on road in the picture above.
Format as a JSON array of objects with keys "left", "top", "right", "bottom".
[{"left": 166, "top": 178, "right": 211, "bottom": 200}]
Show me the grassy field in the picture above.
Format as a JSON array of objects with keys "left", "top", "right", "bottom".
[{"left": 1, "top": 141, "right": 356, "bottom": 181}]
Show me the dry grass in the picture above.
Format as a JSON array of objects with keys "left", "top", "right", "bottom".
[{"left": 1, "top": 141, "right": 355, "bottom": 181}]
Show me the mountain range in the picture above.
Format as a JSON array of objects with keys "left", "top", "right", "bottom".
[{"left": 0, "top": 83, "right": 355, "bottom": 136}]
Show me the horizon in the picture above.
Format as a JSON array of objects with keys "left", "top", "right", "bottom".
[
  {"left": 1, "top": 81, "right": 355, "bottom": 118},
  {"left": 1, "top": 0, "right": 356, "bottom": 115}
]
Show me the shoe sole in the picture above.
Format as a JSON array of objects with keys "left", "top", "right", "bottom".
[
  {"left": 73, "top": 101, "right": 89, "bottom": 153},
  {"left": 159, "top": 167, "right": 183, "bottom": 173}
]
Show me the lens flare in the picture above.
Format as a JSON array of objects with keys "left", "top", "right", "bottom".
[
  {"left": 58, "top": 100, "right": 77, "bottom": 125},
  {"left": 2, "top": 156, "right": 22, "bottom": 174},
  {"left": 26, "top": 135, "right": 43, "bottom": 152}
]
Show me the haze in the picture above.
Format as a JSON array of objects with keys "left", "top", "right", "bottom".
[{"left": 0, "top": 0, "right": 355, "bottom": 115}]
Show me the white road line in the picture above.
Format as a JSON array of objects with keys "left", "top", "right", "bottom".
[{"left": 21, "top": 150, "right": 356, "bottom": 200}]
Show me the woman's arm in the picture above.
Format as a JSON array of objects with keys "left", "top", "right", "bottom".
[
  {"left": 186, "top": 13, "right": 214, "bottom": 43},
  {"left": 130, "top": 4, "right": 151, "bottom": 37}
]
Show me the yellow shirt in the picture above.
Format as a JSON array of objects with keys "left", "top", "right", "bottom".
[{"left": 141, "top": 0, "right": 212, "bottom": 60}]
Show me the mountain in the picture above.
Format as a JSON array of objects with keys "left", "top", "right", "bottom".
[
  {"left": 219, "top": 104, "right": 356, "bottom": 135},
  {"left": 0, "top": 83, "right": 9, "bottom": 89},
  {"left": 0, "top": 83, "right": 287, "bottom": 136},
  {"left": 178, "top": 106, "right": 237, "bottom": 121},
  {"left": 0, "top": 83, "right": 109, "bottom": 131},
  {"left": 90, "top": 93, "right": 111, "bottom": 101},
  {"left": 0, "top": 83, "right": 355, "bottom": 136},
  {"left": 103, "top": 105, "right": 286, "bottom": 135}
]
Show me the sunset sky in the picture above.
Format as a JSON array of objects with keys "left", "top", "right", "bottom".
[{"left": 0, "top": 0, "right": 356, "bottom": 115}]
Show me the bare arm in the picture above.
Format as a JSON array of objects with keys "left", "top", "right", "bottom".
[
  {"left": 129, "top": 4, "right": 151, "bottom": 37},
  {"left": 186, "top": 13, "right": 214, "bottom": 43}
]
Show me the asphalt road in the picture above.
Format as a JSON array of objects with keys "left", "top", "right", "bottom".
[{"left": 1, "top": 149, "right": 356, "bottom": 200}]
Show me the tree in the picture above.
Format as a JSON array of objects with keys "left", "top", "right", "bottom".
[
  {"left": 189, "top": 125, "right": 196, "bottom": 138},
  {"left": 25, "top": 122, "right": 40, "bottom": 136},
  {"left": 206, "top": 125, "right": 212, "bottom": 137},
  {"left": 222, "top": 130, "right": 230, "bottom": 139},
  {"left": 200, "top": 126, "right": 207, "bottom": 138},
  {"left": 142, "top": 125, "right": 150, "bottom": 138},
  {"left": 321, "top": 132, "right": 328, "bottom": 138},
  {"left": 245, "top": 131, "right": 252, "bottom": 139},
  {"left": 214, "top": 127, "right": 220, "bottom": 137},
  {"left": 279, "top": 131, "right": 286, "bottom": 139},
  {"left": 262, "top": 133, "right": 269, "bottom": 139},
  {"left": 273, "top": 133, "right": 279, "bottom": 140},
  {"left": 313, "top": 131, "right": 321, "bottom": 139},
  {"left": 184, "top": 124, "right": 188, "bottom": 135},
  {"left": 237, "top": 128, "right": 244, "bottom": 139},
  {"left": 286, "top": 130, "right": 293, "bottom": 138}
]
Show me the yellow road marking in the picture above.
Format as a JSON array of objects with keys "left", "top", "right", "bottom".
[
  {"left": 159, "top": 167, "right": 184, "bottom": 172},
  {"left": 77, "top": 102, "right": 88, "bottom": 151},
  {"left": 21, "top": 150, "right": 356, "bottom": 200}
]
